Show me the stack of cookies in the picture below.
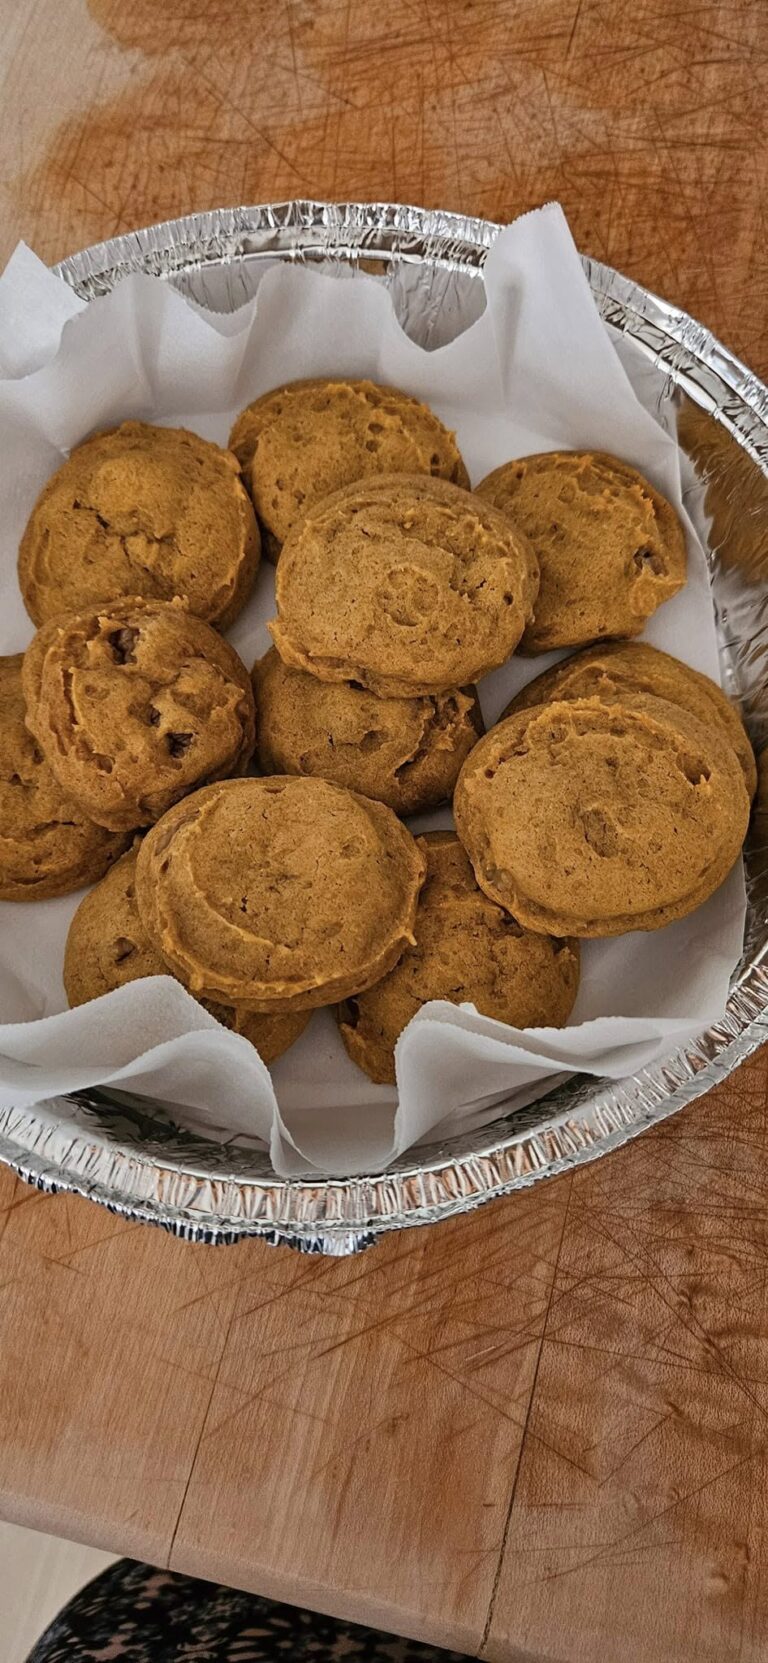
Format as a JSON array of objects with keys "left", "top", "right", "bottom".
[
  {"left": 454, "top": 643, "right": 752, "bottom": 941},
  {"left": 2, "top": 378, "right": 754, "bottom": 1086}
]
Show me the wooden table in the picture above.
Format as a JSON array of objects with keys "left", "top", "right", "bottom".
[{"left": 1, "top": 3, "right": 767, "bottom": 1659}]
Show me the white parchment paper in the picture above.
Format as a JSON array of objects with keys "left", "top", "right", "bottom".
[{"left": 0, "top": 206, "right": 746, "bottom": 1176}]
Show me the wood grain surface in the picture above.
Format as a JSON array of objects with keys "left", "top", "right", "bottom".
[{"left": 1, "top": 2, "right": 767, "bottom": 1659}]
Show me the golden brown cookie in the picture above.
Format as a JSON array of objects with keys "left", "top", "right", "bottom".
[
  {"left": 229, "top": 379, "right": 469, "bottom": 561},
  {"left": 504, "top": 640, "right": 757, "bottom": 800},
  {"left": 253, "top": 647, "right": 483, "bottom": 815},
  {"left": 63, "top": 847, "right": 310, "bottom": 1064},
  {"left": 476, "top": 451, "right": 687, "bottom": 653},
  {"left": 454, "top": 693, "right": 749, "bottom": 937},
  {"left": 22, "top": 597, "right": 255, "bottom": 832},
  {"left": 270, "top": 474, "right": 539, "bottom": 698},
  {"left": 0, "top": 654, "right": 129, "bottom": 901},
  {"left": 338, "top": 831, "right": 580, "bottom": 1083},
  {"left": 204, "top": 1001, "right": 310, "bottom": 1065},
  {"left": 18, "top": 421, "right": 260, "bottom": 629},
  {"left": 64, "top": 846, "right": 166, "bottom": 996},
  {"left": 135, "top": 776, "right": 427, "bottom": 1012}
]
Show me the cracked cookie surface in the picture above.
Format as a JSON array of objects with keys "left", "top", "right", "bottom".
[
  {"left": 0, "top": 653, "right": 130, "bottom": 900},
  {"left": 19, "top": 421, "right": 260, "bottom": 628},
  {"left": 253, "top": 647, "right": 483, "bottom": 814},
  {"left": 135, "top": 776, "right": 427, "bottom": 1012},
  {"left": 22, "top": 597, "right": 255, "bottom": 832},
  {"left": 338, "top": 831, "right": 579, "bottom": 1083},
  {"left": 64, "top": 846, "right": 310, "bottom": 1063},
  {"left": 229, "top": 378, "right": 468, "bottom": 561},
  {"left": 270, "top": 473, "right": 539, "bottom": 697},
  {"left": 476, "top": 450, "right": 686, "bottom": 652},
  {"left": 504, "top": 639, "right": 757, "bottom": 799},
  {"left": 454, "top": 692, "right": 749, "bottom": 936}
]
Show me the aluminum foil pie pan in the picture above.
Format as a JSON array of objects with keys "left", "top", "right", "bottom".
[{"left": 0, "top": 200, "right": 766, "bottom": 1255}]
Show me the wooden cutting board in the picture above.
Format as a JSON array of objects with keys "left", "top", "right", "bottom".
[{"left": 1, "top": 3, "right": 767, "bottom": 1659}]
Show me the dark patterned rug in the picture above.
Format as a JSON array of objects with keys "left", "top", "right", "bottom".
[{"left": 27, "top": 1558, "right": 472, "bottom": 1662}]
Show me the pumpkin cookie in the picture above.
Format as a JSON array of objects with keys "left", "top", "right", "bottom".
[
  {"left": 22, "top": 597, "right": 255, "bottom": 832},
  {"left": 504, "top": 640, "right": 757, "bottom": 799},
  {"left": 253, "top": 648, "right": 483, "bottom": 815},
  {"left": 64, "top": 847, "right": 309, "bottom": 1063},
  {"left": 0, "top": 654, "right": 129, "bottom": 901},
  {"left": 19, "top": 421, "right": 260, "bottom": 629},
  {"left": 454, "top": 693, "right": 749, "bottom": 937},
  {"left": 338, "top": 832, "right": 580, "bottom": 1083},
  {"left": 135, "top": 776, "right": 427, "bottom": 1012},
  {"left": 270, "top": 474, "right": 539, "bottom": 698},
  {"left": 229, "top": 379, "right": 469, "bottom": 561},
  {"left": 476, "top": 451, "right": 686, "bottom": 652}
]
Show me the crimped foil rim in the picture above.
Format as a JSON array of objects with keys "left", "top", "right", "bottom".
[{"left": 0, "top": 199, "right": 765, "bottom": 1252}]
